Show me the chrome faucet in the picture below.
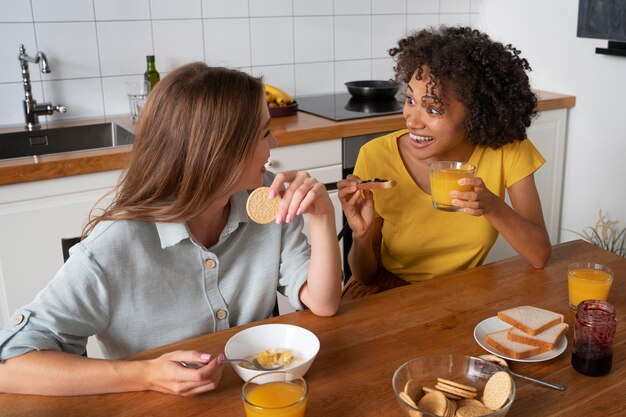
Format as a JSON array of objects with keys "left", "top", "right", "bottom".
[{"left": 18, "top": 44, "right": 67, "bottom": 130}]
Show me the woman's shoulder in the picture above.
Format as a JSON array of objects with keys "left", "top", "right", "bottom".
[
  {"left": 361, "top": 129, "right": 407, "bottom": 153},
  {"left": 82, "top": 219, "right": 159, "bottom": 251},
  {"left": 481, "top": 138, "right": 541, "bottom": 158}
]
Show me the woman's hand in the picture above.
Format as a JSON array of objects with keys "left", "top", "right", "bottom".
[
  {"left": 337, "top": 175, "right": 376, "bottom": 238},
  {"left": 269, "top": 171, "right": 333, "bottom": 223},
  {"left": 145, "top": 350, "right": 224, "bottom": 397},
  {"left": 450, "top": 176, "right": 502, "bottom": 216}
]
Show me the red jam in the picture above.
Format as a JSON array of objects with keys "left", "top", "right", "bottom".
[{"left": 571, "top": 300, "right": 617, "bottom": 376}]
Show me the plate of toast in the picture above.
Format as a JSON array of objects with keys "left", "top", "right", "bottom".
[{"left": 473, "top": 306, "right": 569, "bottom": 363}]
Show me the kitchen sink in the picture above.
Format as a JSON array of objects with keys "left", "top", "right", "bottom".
[{"left": 0, "top": 122, "right": 133, "bottom": 161}]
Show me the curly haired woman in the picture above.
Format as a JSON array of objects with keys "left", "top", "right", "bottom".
[{"left": 339, "top": 26, "right": 551, "bottom": 299}]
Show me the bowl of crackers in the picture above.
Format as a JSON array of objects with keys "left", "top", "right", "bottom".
[{"left": 392, "top": 354, "right": 515, "bottom": 417}]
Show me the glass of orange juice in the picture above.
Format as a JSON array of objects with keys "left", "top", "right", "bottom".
[
  {"left": 242, "top": 371, "right": 308, "bottom": 417},
  {"left": 428, "top": 161, "right": 476, "bottom": 212},
  {"left": 567, "top": 262, "right": 614, "bottom": 310}
]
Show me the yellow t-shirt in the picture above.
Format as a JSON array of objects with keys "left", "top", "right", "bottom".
[{"left": 354, "top": 129, "right": 545, "bottom": 283}]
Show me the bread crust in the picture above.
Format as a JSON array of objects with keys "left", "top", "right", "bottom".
[
  {"left": 507, "top": 323, "right": 569, "bottom": 351},
  {"left": 497, "top": 306, "right": 564, "bottom": 336},
  {"left": 484, "top": 329, "right": 541, "bottom": 359}
]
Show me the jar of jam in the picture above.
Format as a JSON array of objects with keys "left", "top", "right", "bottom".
[{"left": 571, "top": 300, "right": 617, "bottom": 376}]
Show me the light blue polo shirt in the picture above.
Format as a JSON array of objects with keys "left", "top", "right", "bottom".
[{"left": 0, "top": 187, "right": 310, "bottom": 360}]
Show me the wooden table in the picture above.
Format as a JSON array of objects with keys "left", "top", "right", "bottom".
[{"left": 1, "top": 240, "right": 623, "bottom": 417}]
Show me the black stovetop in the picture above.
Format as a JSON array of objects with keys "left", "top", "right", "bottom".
[{"left": 296, "top": 93, "right": 403, "bottom": 121}]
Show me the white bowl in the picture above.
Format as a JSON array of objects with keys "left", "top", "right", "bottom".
[{"left": 224, "top": 324, "right": 320, "bottom": 382}]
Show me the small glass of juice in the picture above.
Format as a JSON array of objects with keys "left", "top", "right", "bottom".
[
  {"left": 428, "top": 161, "right": 476, "bottom": 212},
  {"left": 242, "top": 371, "right": 308, "bottom": 417},
  {"left": 567, "top": 262, "right": 614, "bottom": 310}
]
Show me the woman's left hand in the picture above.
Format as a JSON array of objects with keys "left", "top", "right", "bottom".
[
  {"left": 269, "top": 171, "right": 334, "bottom": 223},
  {"left": 449, "top": 177, "right": 501, "bottom": 216}
]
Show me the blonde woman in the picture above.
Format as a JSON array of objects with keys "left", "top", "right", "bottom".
[{"left": 0, "top": 63, "right": 342, "bottom": 396}]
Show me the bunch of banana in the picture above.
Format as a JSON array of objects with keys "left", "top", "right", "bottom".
[{"left": 264, "top": 84, "right": 294, "bottom": 108}]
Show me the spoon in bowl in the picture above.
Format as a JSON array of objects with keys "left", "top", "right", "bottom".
[{"left": 179, "top": 358, "right": 284, "bottom": 371}]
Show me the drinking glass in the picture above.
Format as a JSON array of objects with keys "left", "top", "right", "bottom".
[
  {"left": 125, "top": 81, "right": 149, "bottom": 121},
  {"left": 567, "top": 262, "right": 613, "bottom": 310},
  {"left": 242, "top": 371, "right": 308, "bottom": 417},
  {"left": 428, "top": 161, "right": 475, "bottom": 212}
]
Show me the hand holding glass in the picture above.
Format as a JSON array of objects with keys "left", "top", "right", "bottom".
[{"left": 428, "top": 161, "right": 476, "bottom": 212}]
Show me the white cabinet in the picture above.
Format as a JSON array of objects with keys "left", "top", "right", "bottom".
[
  {"left": 0, "top": 171, "right": 120, "bottom": 358},
  {"left": 484, "top": 108, "right": 568, "bottom": 263}
]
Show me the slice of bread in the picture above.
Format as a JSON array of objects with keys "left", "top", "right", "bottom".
[
  {"left": 497, "top": 306, "right": 564, "bottom": 336},
  {"left": 507, "top": 322, "right": 569, "bottom": 351},
  {"left": 484, "top": 329, "right": 541, "bottom": 359}
]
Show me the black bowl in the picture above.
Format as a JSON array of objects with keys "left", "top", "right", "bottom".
[
  {"left": 345, "top": 80, "right": 401, "bottom": 99},
  {"left": 269, "top": 101, "right": 298, "bottom": 118}
]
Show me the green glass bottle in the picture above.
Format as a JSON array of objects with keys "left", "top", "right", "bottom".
[{"left": 144, "top": 55, "right": 160, "bottom": 91}]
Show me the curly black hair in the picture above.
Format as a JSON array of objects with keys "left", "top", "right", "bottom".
[{"left": 389, "top": 26, "right": 537, "bottom": 149}]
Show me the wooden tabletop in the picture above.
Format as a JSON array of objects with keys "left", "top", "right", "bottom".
[{"left": 1, "top": 239, "right": 620, "bottom": 417}]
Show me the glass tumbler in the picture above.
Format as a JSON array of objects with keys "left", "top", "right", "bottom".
[{"left": 571, "top": 300, "right": 617, "bottom": 376}]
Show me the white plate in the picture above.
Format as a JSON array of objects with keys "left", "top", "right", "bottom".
[{"left": 473, "top": 316, "right": 567, "bottom": 363}]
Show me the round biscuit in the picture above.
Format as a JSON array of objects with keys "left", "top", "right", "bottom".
[
  {"left": 476, "top": 354, "right": 508, "bottom": 368},
  {"left": 399, "top": 391, "right": 418, "bottom": 408},
  {"left": 246, "top": 187, "right": 281, "bottom": 224},
  {"left": 417, "top": 391, "right": 448, "bottom": 416},
  {"left": 457, "top": 398, "right": 485, "bottom": 408},
  {"left": 455, "top": 404, "right": 493, "bottom": 417},
  {"left": 445, "top": 398, "right": 457, "bottom": 417},
  {"left": 404, "top": 378, "right": 424, "bottom": 403},
  {"left": 482, "top": 371, "right": 512, "bottom": 410},
  {"left": 436, "top": 377, "right": 477, "bottom": 392}
]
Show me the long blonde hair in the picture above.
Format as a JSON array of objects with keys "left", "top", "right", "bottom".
[{"left": 84, "top": 63, "right": 265, "bottom": 235}]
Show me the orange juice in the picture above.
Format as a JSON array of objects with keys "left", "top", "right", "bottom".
[
  {"left": 568, "top": 265, "right": 613, "bottom": 310},
  {"left": 243, "top": 381, "right": 307, "bottom": 417},
  {"left": 429, "top": 162, "right": 475, "bottom": 212}
]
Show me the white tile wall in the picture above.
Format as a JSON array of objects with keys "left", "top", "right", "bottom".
[
  {"left": 204, "top": 18, "right": 251, "bottom": 68},
  {"left": 94, "top": 0, "right": 150, "bottom": 21},
  {"left": 250, "top": 17, "right": 294, "bottom": 66},
  {"left": 153, "top": 20, "right": 205, "bottom": 72},
  {"left": 0, "top": 1, "right": 481, "bottom": 126},
  {"left": 249, "top": 0, "right": 292, "bottom": 17},
  {"left": 372, "top": 15, "right": 407, "bottom": 59},
  {"left": 372, "top": 0, "right": 406, "bottom": 15},
  {"left": 0, "top": 0, "right": 33, "bottom": 22},
  {"left": 150, "top": 0, "right": 202, "bottom": 20},
  {"left": 31, "top": 0, "right": 94, "bottom": 22},
  {"left": 202, "top": 0, "right": 248, "bottom": 18},
  {"left": 294, "top": 16, "right": 333, "bottom": 63},
  {"left": 293, "top": 0, "right": 333, "bottom": 16},
  {"left": 35, "top": 22, "right": 100, "bottom": 79},
  {"left": 334, "top": 15, "right": 371, "bottom": 60}
]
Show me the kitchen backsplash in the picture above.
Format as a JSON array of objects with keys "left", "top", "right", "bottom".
[{"left": 0, "top": 0, "right": 481, "bottom": 126}]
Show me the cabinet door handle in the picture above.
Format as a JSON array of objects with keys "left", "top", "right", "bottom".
[{"left": 265, "top": 159, "right": 274, "bottom": 168}]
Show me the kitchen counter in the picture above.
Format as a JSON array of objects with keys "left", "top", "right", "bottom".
[{"left": 0, "top": 90, "right": 575, "bottom": 186}]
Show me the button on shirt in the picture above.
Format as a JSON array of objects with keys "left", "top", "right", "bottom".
[{"left": 0, "top": 180, "right": 310, "bottom": 360}]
